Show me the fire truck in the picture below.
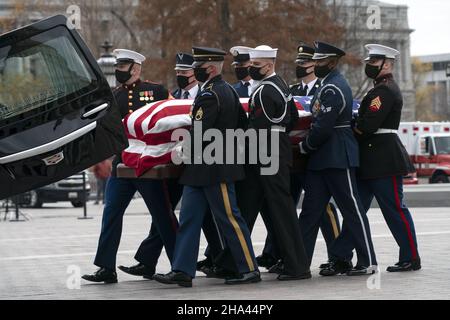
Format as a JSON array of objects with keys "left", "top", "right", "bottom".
[{"left": 398, "top": 122, "right": 450, "bottom": 184}]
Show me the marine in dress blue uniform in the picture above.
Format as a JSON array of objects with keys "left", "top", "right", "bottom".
[
  {"left": 82, "top": 49, "right": 182, "bottom": 284},
  {"left": 299, "top": 42, "right": 378, "bottom": 276},
  {"left": 328, "top": 44, "right": 420, "bottom": 273},
  {"left": 153, "top": 47, "right": 260, "bottom": 287}
]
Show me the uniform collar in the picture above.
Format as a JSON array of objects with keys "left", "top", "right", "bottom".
[
  {"left": 302, "top": 78, "right": 319, "bottom": 94},
  {"left": 182, "top": 85, "right": 199, "bottom": 99},
  {"left": 374, "top": 73, "right": 393, "bottom": 86},
  {"left": 241, "top": 79, "right": 254, "bottom": 86},
  {"left": 123, "top": 79, "right": 141, "bottom": 90},
  {"left": 201, "top": 74, "right": 222, "bottom": 90}
]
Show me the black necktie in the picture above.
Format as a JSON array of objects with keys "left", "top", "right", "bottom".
[
  {"left": 183, "top": 91, "right": 190, "bottom": 99},
  {"left": 300, "top": 84, "right": 307, "bottom": 96}
]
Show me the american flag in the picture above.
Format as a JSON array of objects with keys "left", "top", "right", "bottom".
[{"left": 122, "top": 97, "right": 313, "bottom": 176}]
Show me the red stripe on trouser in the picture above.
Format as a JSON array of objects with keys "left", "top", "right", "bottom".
[
  {"left": 162, "top": 179, "right": 178, "bottom": 232},
  {"left": 392, "top": 176, "right": 417, "bottom": 260}
]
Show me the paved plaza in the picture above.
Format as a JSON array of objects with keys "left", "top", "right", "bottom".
[{"left": 0, "top": 199, "right": 449, "bottom": 300}]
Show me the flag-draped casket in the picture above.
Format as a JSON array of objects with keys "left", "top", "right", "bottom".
[{"left": 121, "top": 97, "right": 315, "bottom": 177}]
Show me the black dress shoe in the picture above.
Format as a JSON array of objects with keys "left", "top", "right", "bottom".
[
  {"left": 268, "top": 260, "right": 284, "bottom": 274},
  {"left": 225, "top": 270, "right": 261, "bottom": 285},
  {"left": 387, "top": 259, "right": 421, "bottom": 272},
  {"left": 319, "top": 261, "right": 333, "bottom": 270},
  {"left": 319, "top": 260, "right": 353, "bottom": 276},
  {"left": 82, "top": 267, "right": 117, "bottom": 284},
  {"left": 206, "top": 266, "right": 238, "bottom": 279},
  {"left": 153, "top": 271, "right": 192, "bottom": 287},
  {"left": 347, "top": 265, "right": 377, "bottom": 276},
  {"left": 196, "top": 258, "right": 213, "bottom": 271},
  {"left": 277, "top": 271, "right": 312, "bottom": 281},
  {"left": 118, "top": 263, "right": 155, "bottom": 279},
  {"left": 256, "top": 254, "right": 278, "bottom": 269}
]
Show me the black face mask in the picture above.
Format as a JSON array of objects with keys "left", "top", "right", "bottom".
[
  {"left": 234, "top": 67, "right": 249, "bottom": 81},
  {"left": 296, "top": 65, "right": 314, "bottom": 79},
  {"left": 249, "top": 65, "right": 267, "bottom": 81},
  {"left": 177, "top": 75, "right": 194, "bottom": 89},
  {"left": 115, "top": 63, "right": 134, "bottom": 84},
  {"left": 314, "top": 63, "right": 332, "bottom": 78},
  {"left": 194, "top": 67, "right": 210, "bottom": 83},
  {"left": 365, "top": 60, "right": 385, "bottom": 79}
]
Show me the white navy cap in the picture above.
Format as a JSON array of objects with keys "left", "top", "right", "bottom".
[
  {"left": 249, "top": 45, "right": 278, "bottom": 59},
  {"left": 113, "top": 49, "right": 146, "bottom": 65},
  {"left": 230, "top": 46, "right": 252, "bottom": 65},
  {"left": 364, "top": 44, "right": 399, "bottom": 61}
]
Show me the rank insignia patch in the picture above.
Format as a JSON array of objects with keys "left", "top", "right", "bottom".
[
  {"left": 369, "top": 96, "right": 382, "bottom": 112},
  {"left": 195, "top": 107, "right": 203, "bottom": 120}
]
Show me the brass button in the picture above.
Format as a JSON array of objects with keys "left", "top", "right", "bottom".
[
  {"left": 129, "top": 90, "right": 133, "bottom": 94},
  {"left": 369, "top": 144, "right": 372, "bottom": 147},
  {"left": 129, "top": 102, "right": 133, "bottom": 106},
  {"left": 128, "top": 95, "right": 133, "bottom": 99},
  {"left": 129, "top": 109, "right": 133, "bottom": 114}
]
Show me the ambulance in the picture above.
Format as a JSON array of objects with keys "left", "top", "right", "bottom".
[{"left": 398, "top": 122, "right": 450, "bottom": 183}]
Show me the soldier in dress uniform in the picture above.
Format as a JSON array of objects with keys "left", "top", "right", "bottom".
[
  {"left": 298, "top": 42, "right": 378, "bottom": 276},
  {"left": 153, "top": 47, "right": 260, "bottom": 287},
  {"left": 290, "top": 43, "right": 321, "bottom": 96},
  {"left": 229, "top": 46, "right": 254, "bottom": 97},
  {"left": 235, "top": 45, "right": 311, "bottom": 280},
  {"left": 259, "top": 43, "right": 342, "bottom": 272},
  {"left": 82, "top": 49, "right": 183, "bottom": 283},
  {"left": 171, "top": 52, "right": 201, "bottom": 99},
  {"left": 323, "top": 44, "right": 420, "bottom": 273}
]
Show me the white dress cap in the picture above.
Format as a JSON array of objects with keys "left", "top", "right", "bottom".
[
  {"left": 364, "top": 44, "right": 400, "bottom": 61},
  {"left": 113, "top": 49, "right": 146, "bottom": 65},
  {"left": 249, "top": 45, "right": 278, "bottom": 59}
]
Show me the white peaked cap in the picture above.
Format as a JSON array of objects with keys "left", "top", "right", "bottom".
[
  {"left": 364, "top": 44, "right": 400, "bottom": 61},
  {"left": 249, "top": 45, "right": 278, "bottom": 59},
  {"left": 113, "top": 49, "right": 146, "bottom": 65},
  {"left": 230, "top": 46, "right": 252, "bottom": 56}
]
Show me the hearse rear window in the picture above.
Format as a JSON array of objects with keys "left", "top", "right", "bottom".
[{"left": 0, "top": 26, "right": 96, "bottom": 121}]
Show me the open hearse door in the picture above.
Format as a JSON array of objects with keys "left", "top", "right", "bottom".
[{"left": 0, "top": 15, "right": 128, "bottom": 200}]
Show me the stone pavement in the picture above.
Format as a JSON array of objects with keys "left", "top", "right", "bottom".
[{"left": 0, "top": 199, "right": 449, "bottom": 300}]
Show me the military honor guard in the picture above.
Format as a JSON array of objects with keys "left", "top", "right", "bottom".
[
  {"left": 327, "top": 44, "right": 420, "bottom": 272},
  {"left": 82, "top": 49, "right": 183, "bottom": 283},
  {"left": 298, "top": 42, "right": 378, "bottom": 276},
  {"left": 235, "top": 45, "right": 311, "bottom": 280},
  {"left": 230, "top": 46, "right": 254, "bottom": 97},
  {"left": 153, "top": 47, "right": 260, "bottom": 287},
  {"left": 171, "top": 52, "right": 200, "bottom": 99},
  {"left": 290, "top": 43, "right": 321, "bottom": 96},
  {"left": 258, "top": 43, "right": 342, "bottom": 272}
]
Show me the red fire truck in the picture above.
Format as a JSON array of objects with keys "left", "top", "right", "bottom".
[{"left": 398, "top": 122, "right": 450, "bottom": 184}]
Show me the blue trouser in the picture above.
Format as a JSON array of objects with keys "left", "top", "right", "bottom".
[
  {"left": 262, "top": 172, "right": 341, "bottom": 260},
  {"left": 331, "top": 175, "right": 419, "bottom": 264},
  {"left": 94, "top": 176, "right": 182, "bottom": 270},
  {"left": 299, "top": 168, "right": 377, "bottom": 267},
  {"left": 172, "top": 183, "right": 257, "bottom": 278},
  {"left": 140, "top": 208, "right": 237, "bottom": 272}
]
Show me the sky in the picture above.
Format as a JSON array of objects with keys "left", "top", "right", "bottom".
[{"left": 383, "top": 0, "right": 450, "bottom": 56}]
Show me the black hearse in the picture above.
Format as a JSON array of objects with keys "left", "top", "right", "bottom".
[{"left": 0, "top": 15, "right": 127, "bottom": 200}]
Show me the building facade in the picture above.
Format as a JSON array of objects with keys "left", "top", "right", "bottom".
[
  {"left": 331, "top": 0, "right": 416, "bottom": 120},
  {"left": 416, "top": 53, "right": 450, "bottom": 118}
]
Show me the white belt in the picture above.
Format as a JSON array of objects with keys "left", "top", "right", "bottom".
[
  {"left": 374, "top": 129, "right": 398, "bottom": 134},
  {"left": 271, "top": 125, "right": 286, "bottom": 132},
  {"left": 334, "top": 125, "right": 351, "bottom": 129}
]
